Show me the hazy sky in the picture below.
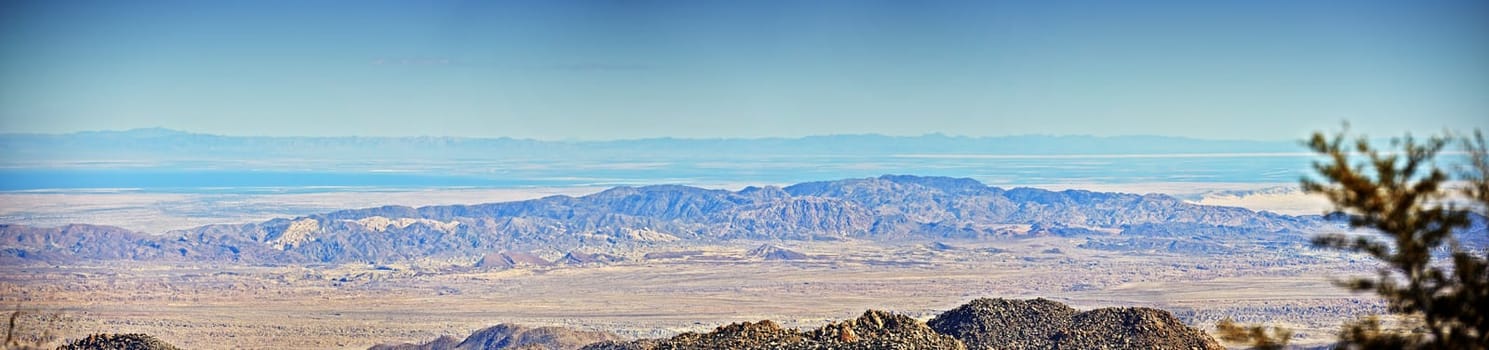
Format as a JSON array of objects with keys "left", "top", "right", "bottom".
[{"left": 1, "top": 0, "right": 1486, "bottom": 140}]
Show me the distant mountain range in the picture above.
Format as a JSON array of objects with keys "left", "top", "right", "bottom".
[
  {"left": 0, "top": 128, "right": 1323, "bottom": 191},
  {"left": 0, "top": 175, "right": 1323, "bottom": 265}
]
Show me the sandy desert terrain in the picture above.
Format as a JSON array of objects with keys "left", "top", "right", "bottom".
[{"left": 2, "top": 236, "right": 1382, "bottom": 349}]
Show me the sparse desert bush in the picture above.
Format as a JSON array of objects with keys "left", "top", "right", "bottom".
[
  {"left": 1297, "top": 128, "right": 1488, "bottom": 349},
  {"left": 1215, "top": 317, "right": 1291, "bottom": 350},
  {"left": 1232, "top": 128, "right": 1489, "bottom": 350},
  {"left": 1218, "top": 128, "right": 1489, "bottom": 349},
  {"left": 3, "top": 306, "right": 71, "bottom": 350}
]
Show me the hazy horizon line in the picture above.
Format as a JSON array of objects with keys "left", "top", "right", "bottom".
[{"left": 2, "top": 126, "right": 1303, "bottom": 144}]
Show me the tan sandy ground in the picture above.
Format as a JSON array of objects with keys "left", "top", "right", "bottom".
[{"left": 2, "top": 238, "right": 1382, "bottom": 349}]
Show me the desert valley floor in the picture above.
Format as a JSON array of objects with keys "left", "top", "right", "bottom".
[{"left": 3, "top": 237, "right": 1381, "bottom": 349}]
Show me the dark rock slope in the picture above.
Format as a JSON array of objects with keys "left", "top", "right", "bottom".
[
  {"left": 747, "top": 244, "right": 810, "bottom": 261},
  {"left": 927, "top": 298, "right": 1079, "bottom": 349},
  {"left": 368, "top": 323, "right": 621, "bottom": 350},
  {"left": 581, "top": 310, "right": 965, "bottom": 350},
  {"left": 370, "top": 299, "right": 1226, "bottom": 350},
  {"left": 56, "top": 333, "right": 181, "bottom": 350},
  {"left": 928, "top": 298, "right": 1224, "bottom": 350},
  {"left": 1056, "top": 307, "right": 1224, "bottom": 350}
]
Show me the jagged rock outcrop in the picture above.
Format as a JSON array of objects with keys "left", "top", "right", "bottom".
[
  {"left": 367, "top": 299, "right": 1229, "bottom": 350},
  {"left": 581, "top": 310, "right": 964, "bottom": 350},
  {"left": 56, "top": 333, "right": 181, "bottom": 350},
  {"left": 368, "top": 324, "right": 621, "bottom": 350},
  {"left": 368, "top": 336, "right": 461, "bottom": 350},
  {"left": 476, "top": 251, "right": 553, "bottom": 269},
  {"left": 806, "top": 310, "right": 967, "bottom": 349},
  {"left": 927, "top": 298, "right": 1223, "bottom": 350},
  {"left": 1055, "top": 307, "right": 1224, "bottom": 350},
  {"left": 559, "top": 252, "right": 625, "bottom": 265},
  {"left": 928, "top": 241, "right": 961, "bottom": 251},
  {"left": 588, "top": 320, "right": 804, "bottom": 350},
  {"left": 746, "top": 244, "right": 809, "bottom": 261},
  {"left": 456, "top": 324, "right": 621, "bottom": 350},
  {"left": 928, "top": 298, "right": 1079, "bottom": 349}
]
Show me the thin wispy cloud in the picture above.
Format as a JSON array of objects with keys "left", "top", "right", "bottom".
[
  {"left": 540, "top": 62, "right": 654, "bottom": 72},
  {"left": 369, "top": 57, "right": 457, "bottom": 66}
]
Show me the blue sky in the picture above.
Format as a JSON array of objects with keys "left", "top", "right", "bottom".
[{"left": 1, "top": 0, "right": 1485, "bottom": 140}]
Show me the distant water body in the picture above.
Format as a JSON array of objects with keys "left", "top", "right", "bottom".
[{"left": 0, "top": 153, "right": 1321, "bottom": 193}]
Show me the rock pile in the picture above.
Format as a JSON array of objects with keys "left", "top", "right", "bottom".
[
  {"left": 372, "top": 298, "right": 1225, "bottom": 350},
  {"left": 368, "top": 324, "right": 621, "bottom": 350},
  {"left": 1056, "top": 307, "right": 1223, "bottom": 350},
  {"left": 56, "top": 333, "right": 181, "bottom": 350},
  {"left": 806, "top": 310, "right": 966, "bottom": 349},
  {"left": 581, "top": 310, "right": 963, "bottom": 350},
  {"left": 927, "top": 298, "right": 1078, "bottom": 349},
  {"left": 928, "top": 298, "right": 1224, "bottom": 350}
]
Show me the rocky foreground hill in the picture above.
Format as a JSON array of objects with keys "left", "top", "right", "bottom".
[
  {"left": 372, "top": 298, "right": 1223, "bottom": 350},
  {"left": 368, "top": 324, "right": 622, "bottom": 350},
  {"left": 0, "top": 175, "right": 1321, "bottom": 265},
  {"left": 929, "top": 298, "right": 1222, "bottom": 349},
  {"left": 582, "top": 310, "right": 965, "bottom": 350},
  {"left": 55, "top": 333, "right": 182, "bottom": 350}
]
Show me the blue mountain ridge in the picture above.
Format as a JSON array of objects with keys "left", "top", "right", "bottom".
[{"left": 0, "top": 175, "right": 1347, "bottom": 265}]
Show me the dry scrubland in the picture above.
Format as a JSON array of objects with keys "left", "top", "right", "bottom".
[{"left": 2, "top": 237, "right": 1382, "bottom": 349}]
